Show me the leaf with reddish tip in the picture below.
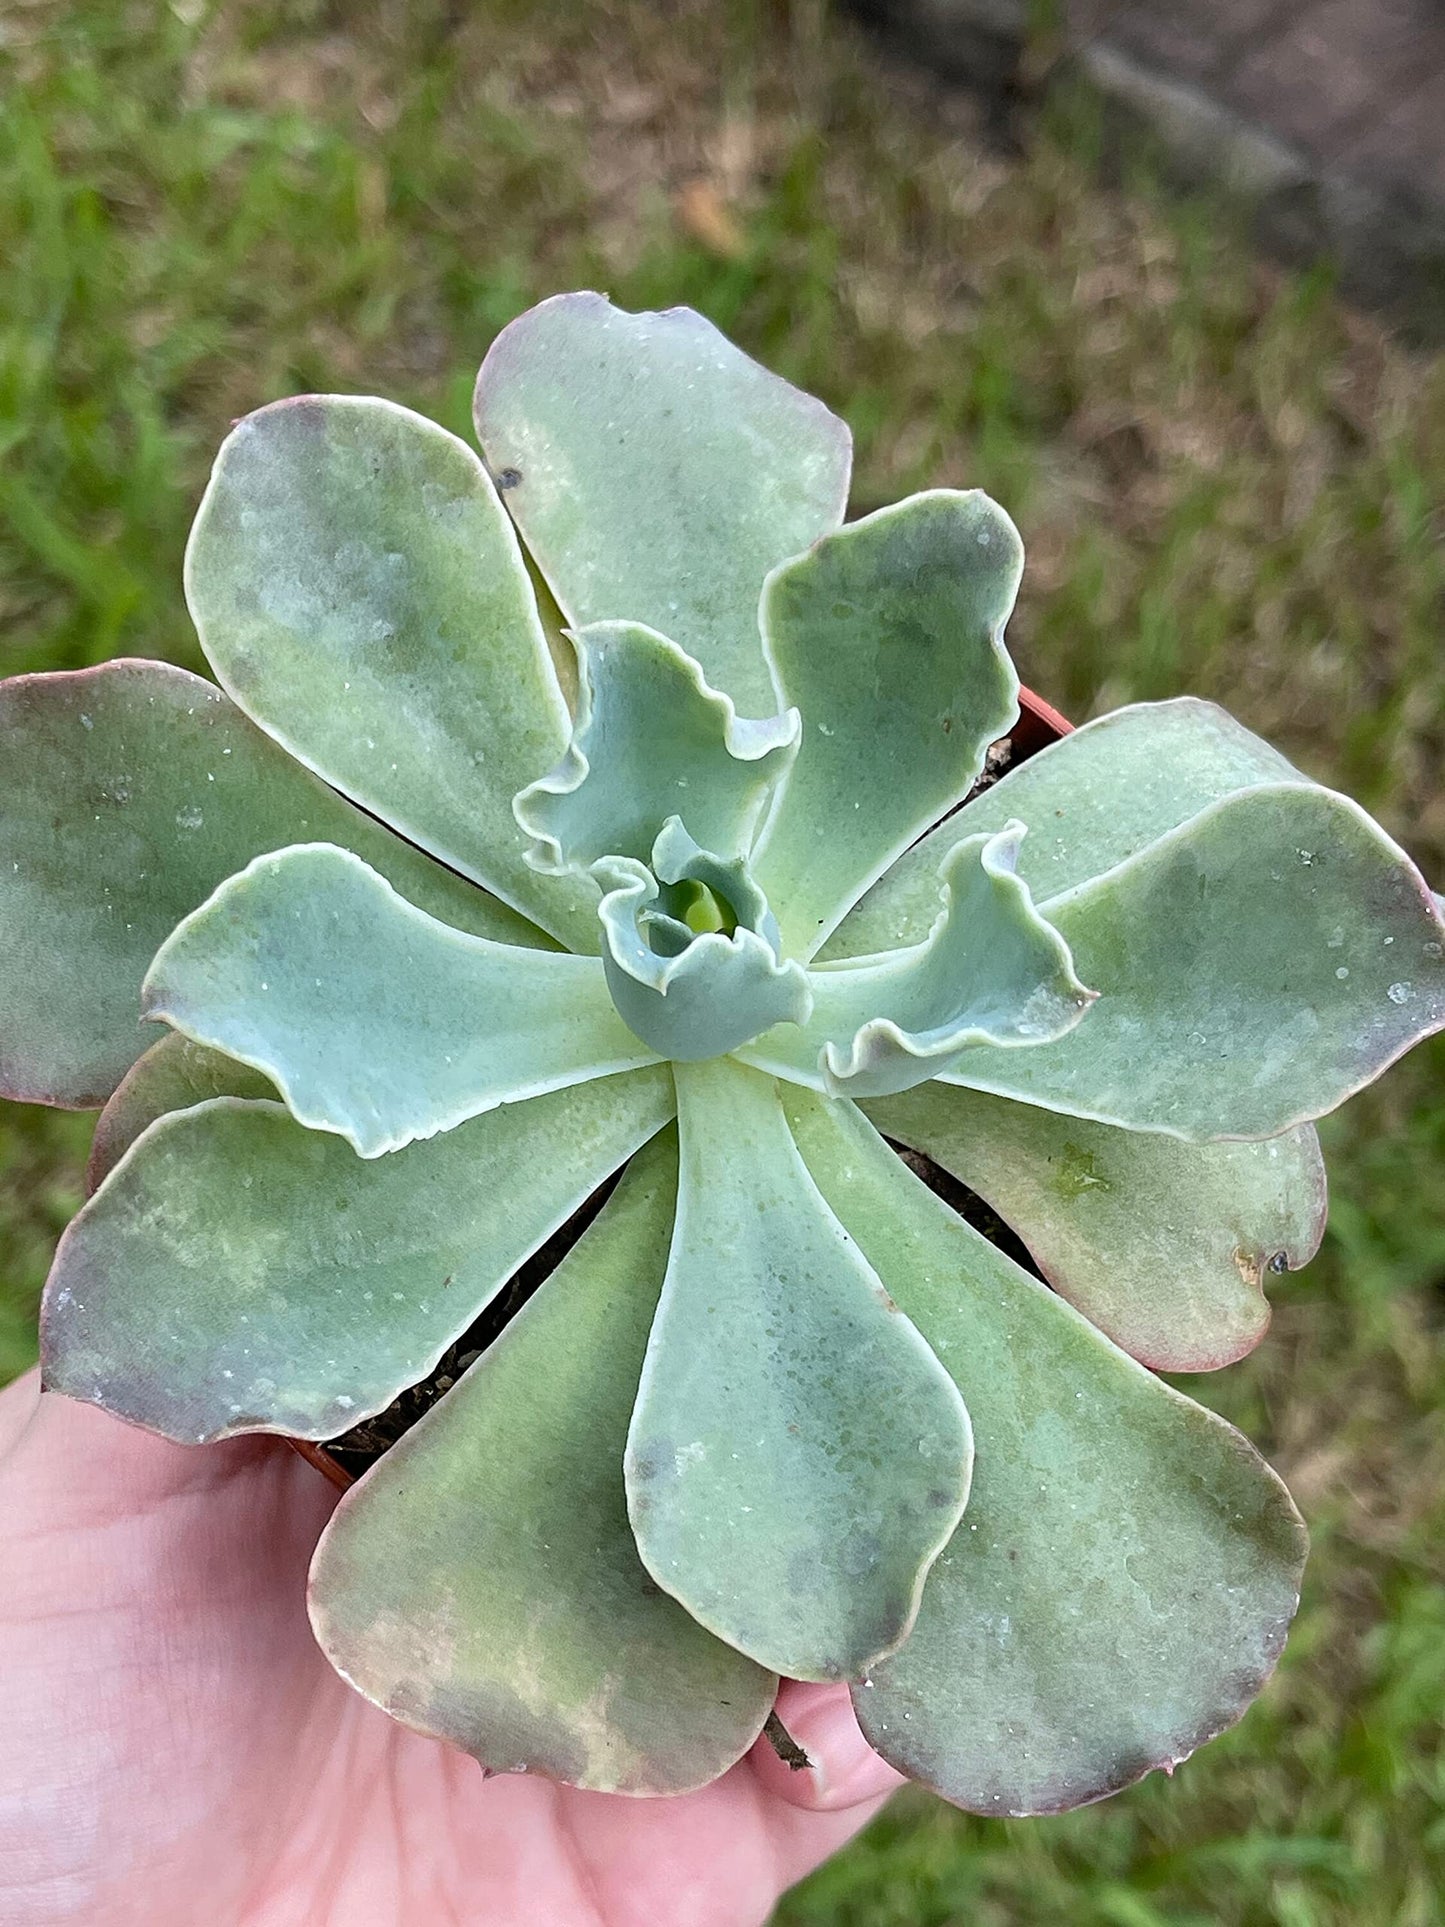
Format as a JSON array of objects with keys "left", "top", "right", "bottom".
[
  {"left": 309, "top": 1133, "right": 777, "bottom": 1795},
  {"left": 86, "top": 1033, "right": 275, "bottom": 1194},
  {"left": 185, "top": 395, "right": 598, "bottom": 950},
  {"left": 42, "top": 1067, "right": 674, "bottom": 1444},
  {"left": 144, "top": 844, "right": 655, "bottom": 1157},
  {"left": 624, "top": 1057, "right": 972, "bottom": 1683},
  {"left": 938, "top": 784, "right": 1445, "bottom": 1139},
  {"left": 788, "top": 1091, "right": 1309, "bottom": 1817},
  {"left": 752, "top": 491, "right": 1021, "bottom": 959},
  {"left": 0, "top": 661, "right": 541, "bottom": 1109},
  {"left": 473, "top": 292, "right": 852, "bottom": 714},
  {"left": 864, "top": 1082, "right": 1325, "bottom": 1372}
]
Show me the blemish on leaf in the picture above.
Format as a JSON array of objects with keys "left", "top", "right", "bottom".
[
  {"left": 629, "top": 1437, "right": 671, "bottom": 1484},
  {"left": 1055, "top": 1143, "right": 1112, "bottom": 1199}
]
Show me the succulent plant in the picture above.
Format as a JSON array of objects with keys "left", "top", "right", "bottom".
[{"left": 7, "top": 293, "right": 1445, "bottom": 1816}]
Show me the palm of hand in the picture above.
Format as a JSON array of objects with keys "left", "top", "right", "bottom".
[{"left": 0, "top": 1374, "right": 899, "bottom": 1927}]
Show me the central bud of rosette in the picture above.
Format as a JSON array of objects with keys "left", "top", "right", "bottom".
[
  {"left": 591, "top": 818, "right": 811, "bottom": 1060},
  {"left": 513, "top": 619, "right": 813, "bottom": 1066}
]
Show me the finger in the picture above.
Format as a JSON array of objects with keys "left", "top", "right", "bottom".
[
  {"left": 0, "top": 1367, "right": 41, "bottom": 1464},
  {"left": 746, "top": 1679, "right": 906, "bottom": 1813}
]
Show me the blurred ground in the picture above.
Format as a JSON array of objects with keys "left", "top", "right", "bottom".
[
  {"left": 1, "top": 3, "right": 1442, "bottom": 1922},
  {"left": 851, "top": 0, "right": 1445, "bottom": 336}
]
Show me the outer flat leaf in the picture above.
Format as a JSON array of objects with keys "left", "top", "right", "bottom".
[
  {"left": 753, "top": 492, "right": 1022, "bottom": 959},
  {"left": 515, "top": 621, "right": 799, "bottom": 874},
  {"left": 827, "top": 698, "right": 1306, "bottom": 961},
  {"left": 595, "top": 829, "right": 812, "bottom": 1062},
  {"left": 185, "top": 395, "right": 597, "bottom": 951},
  {"left": 473, "top": 292, "right": 851, "bottom": 714},
  {"left": 86, "top": 1033, "right": 275, "bottom": 1194},
  {"left": 309, "top": 1133, "right": 778, "bottom": 1795},
  {"left": 940, "top": 783, "right": 1445, "bottom": 1139},
  {"left": 864, "top": 1082, "right": 1326, "bottom": 1371},
  {"left": 0, "top": 661, "right": 542, "bottom": 1108},
  {"left": 525, "top": 547, "right": 581, "bottom": 712},
  {"left": 144, "top": 844, "right": 656, "bottom": 1158},
  {"left": 739, "top": 826, "right": 1092, "bottom": 1098},
  {"left": 788, "top": 1092, "right": 1309, "bottom": 1816},
  {"left": 42, "top": 1067, "right": 674, "bottom": 1443},
  {"left": 625, "top": 1058, "right": 972, "bottom": 1683}
]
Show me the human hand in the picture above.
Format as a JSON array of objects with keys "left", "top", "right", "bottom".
[{"left": 0, "top": 1370, "right": 902, "bottom": 1927}]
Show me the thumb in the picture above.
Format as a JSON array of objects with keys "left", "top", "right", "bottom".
[
  {"left": 747, "top": 1679, "right": 907, "bottom": 1812},
  {"left": 0, "top": 1367, "right": 41, "bottom": 1467}
]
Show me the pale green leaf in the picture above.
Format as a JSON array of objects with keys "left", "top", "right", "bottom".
[
  {"left": 473, "top": 292, "right": 852, "bottom": 713},
  {"left": 515, "top": 620, "right": 798, "bottom": 875},
  {"left": 185, "top": 395, "right": 597, "bottom": 950},
  {"left": 308, "top": 1132, "right": 778, "bottom": 1794},
  {"left": 753, "top": 491, "right": 1022, "bottom": 958},
  {"left": 42, "top": 1067, "right": 674, "bottom": 1442},
  {"left": 0, "top": 661, "right": 541, "bottom": 1108},
  {"left": 86, "top": 1032, "right": 275, "bottom": 1194},
  {"left": 940, "top": 783, "right": 1445, "bottom": 1138},
  {"left": 865, "top": 1082, "right": 1325, "bottom": 1371},
  {"left": 144, "top": 844, "right": 656, "bottom": 1157},
  {"left": 739, "top": 825, "right": 1092, "bottom": 1098},
  {"left": 827, "top": 697, "right": 1306, "bottom": 961},
  {"left": 788, "top": 1091, "right": 1309, "bottom": 1816},
  {"left": 625, "top": 1058, "right": 972, "bottom": 1682}
]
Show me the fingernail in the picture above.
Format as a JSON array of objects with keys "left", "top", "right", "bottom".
[{"left": 788, "top": 1692, "right": 904, "bottom": 1808}]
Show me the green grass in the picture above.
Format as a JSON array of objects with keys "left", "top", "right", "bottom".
[{"left": 2, "top": 3, "right": 1443, "bottom": 1921}]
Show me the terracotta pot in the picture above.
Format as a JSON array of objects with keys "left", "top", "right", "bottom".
[
  {"left": 1012, "top": 683, "right": 1074, "bottom": 757},
  {"left": 285, "top": 684, "right": 1074, "bottom": 1493},
  {"left": 287, "top": 1436, "right": 353, "bottom": 1491}
]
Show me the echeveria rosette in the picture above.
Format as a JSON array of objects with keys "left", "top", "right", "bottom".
[{"left": 6, "top": 295, "right": 1443, "bottom": 1815}]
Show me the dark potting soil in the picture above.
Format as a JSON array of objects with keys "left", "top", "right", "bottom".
[{"left": 319, "top": 729, "right": 1040, "bottom": 1483}]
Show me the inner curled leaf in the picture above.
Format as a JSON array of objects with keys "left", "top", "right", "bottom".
[
  {"left": 513, "top": 619, "right": 800, "bottom": 876},
  {"left": 739, "top": 824, "right": 1095, "bottom": 1100}
]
